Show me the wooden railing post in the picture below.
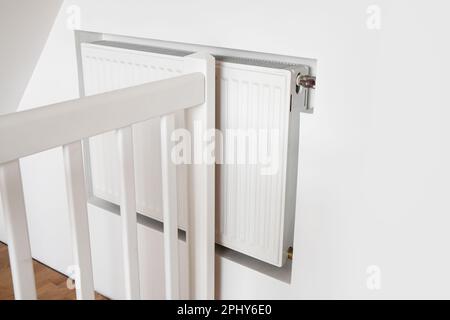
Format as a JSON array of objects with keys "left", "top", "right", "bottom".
[
  {"left": 117, "top": 126, "right": 141, "bottom": 299},
  {"left": 63, "top": 141, "right": 95, "bottom": 300},
  {"left": 160, "top": 114, "right": 180, "bottom": 299},
  {"left": 0, "top": 160, "right": 37, "bottom": 300}
]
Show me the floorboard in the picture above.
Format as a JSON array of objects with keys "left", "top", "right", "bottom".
[{"left": 0, "top": 242, "right": 107, "bottom": 300}]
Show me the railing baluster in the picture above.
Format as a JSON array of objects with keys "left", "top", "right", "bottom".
[
  {"left": 160, "top": 114, "right": 180, "bottom": 299},
  {"left": 0, "top": 160, "right": 37, "bottom": 300},
  {"left": 62, "top": 141, "right": 95, "bottom": 300},
  {"left": 117, "top": 126, "right": 140, "bottom": 299},
  {"left": 184, "top": 53, "right": 215, "bottom": 299}
]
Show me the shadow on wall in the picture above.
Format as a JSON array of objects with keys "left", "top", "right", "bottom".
[{"left": 0, "top": 0, "right": 62, "bottom": 115}]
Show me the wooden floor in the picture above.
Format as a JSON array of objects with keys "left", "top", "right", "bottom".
[{"left": 0, "top": 242, "right": 107, "bottom": 300}]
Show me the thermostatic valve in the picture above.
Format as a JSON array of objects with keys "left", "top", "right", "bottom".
[{"left": 296, "top": 74, "right": 316, "bottom": 89}]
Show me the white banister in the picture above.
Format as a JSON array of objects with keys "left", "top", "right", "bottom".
[
  {"left": 63, "top": 141, "right": 95, "bottom": 300},
  {"left": 160, "top": 114, "right": 180, "bottom": 299},
  {"left": 0, "top": 73, "right": 205, "bottom": 164},
  {"left": 0, "top": 54, "right": 214, "bottom": 300},
  {"left": 117, "top": 126, "right": 140, "bottom": 300},
  {"left": 0, "top": 160, "right": 37, "bottom": 300}
]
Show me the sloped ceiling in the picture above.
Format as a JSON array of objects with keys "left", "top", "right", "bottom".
[{"left": 0, "top": 0, "right": 62, "bottom": 114}]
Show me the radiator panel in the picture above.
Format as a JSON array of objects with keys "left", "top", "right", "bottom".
[{"left": 216, "top": 62, "right": 292, "bottom": 266}]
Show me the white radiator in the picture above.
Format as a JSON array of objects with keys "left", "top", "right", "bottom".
[{"left": 80, "top": 41, "right": 307, "bottom": 267}]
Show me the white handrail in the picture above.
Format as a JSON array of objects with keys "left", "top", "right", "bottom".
[
  {"left": 0, "top": 53, "right": 215, "bottom": 300},
  {"left": 0, "top": 73, "right": 204, "bottom": 164}
]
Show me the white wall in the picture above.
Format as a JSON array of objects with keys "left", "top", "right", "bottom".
[
  {"left": 0, "top": 0, "right": 62, "bottom": 114},
  {"left": 4, "top": 0, "right": 450, "bottom": 299}
]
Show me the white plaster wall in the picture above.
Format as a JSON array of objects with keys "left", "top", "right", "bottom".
[
  {"left": 0, "top": 0, "right": 62, "bottom": 114},
  {"left": 0, "top": 0, "right": 62, "bottom": 243},
  {"left": 4, "top": 0, "right": 450, "bottom": 299}
]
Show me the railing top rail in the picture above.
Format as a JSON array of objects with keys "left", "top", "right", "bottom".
[{"left": 0, "top": 72, "right": 204, "bottom": 164}]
